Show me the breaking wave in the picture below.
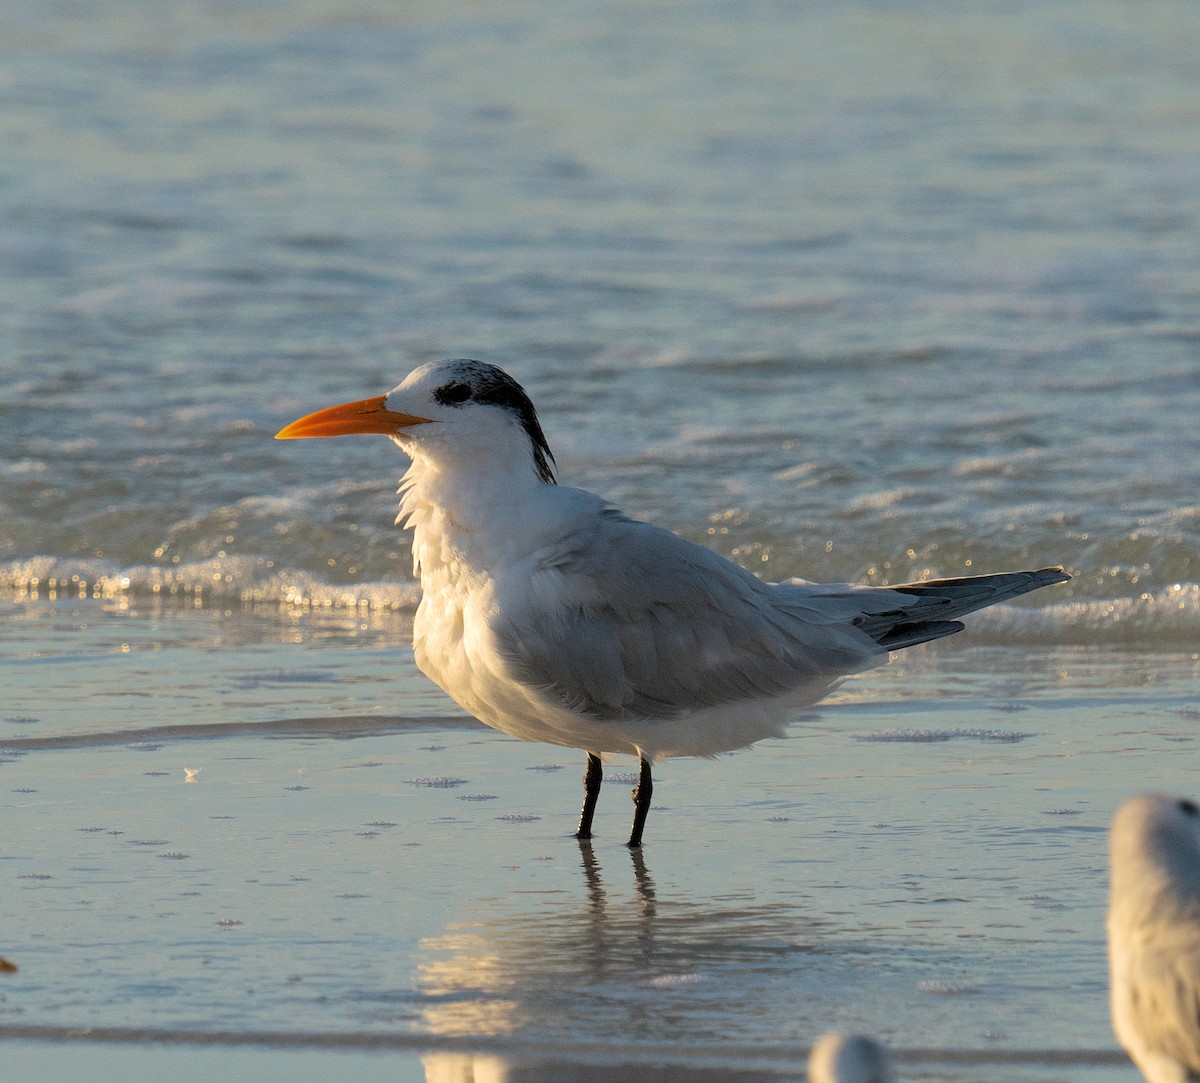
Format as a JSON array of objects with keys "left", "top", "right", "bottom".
[
  {"left": 1, "top": 555, "right": 420, "bottom": 613},
  {"left": 5, "top": 557, "right": 1200, "bottom": 649}
]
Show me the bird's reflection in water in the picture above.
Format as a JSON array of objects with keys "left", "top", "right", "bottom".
[
  {"left": 415, "top": 842, "right": 839, "bottom": 1061},
  {"left": 422, "top": 842, "right": 785, "bottom": 1083},
  {"left": 417, "top": 843, "right": 663, "bottom": 1041},
  {"left": 579, "top": 840, "right": 657, "bottom": 961},
  {"left": 420, "top": 1051, "right": 784, "bottom": 1082}
]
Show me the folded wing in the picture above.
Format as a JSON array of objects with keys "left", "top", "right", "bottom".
[{"left": 493, "top": 507, "right": 1067, "bottom": 724}]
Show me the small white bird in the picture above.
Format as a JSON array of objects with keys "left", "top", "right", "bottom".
[
  {"left": 808, "top": 1032, "right": 896, "bottom": 1083},
  {"left": 277, "top": 358, "right": 1068, "bottom": 847},
  {"left": 1108, "top": 793, "right": 1200, "bottom": 1083}
]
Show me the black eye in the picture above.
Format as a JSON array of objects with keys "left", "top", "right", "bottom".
[
  {"left": 435, "top": 381, "right": 472, "bottom": 406},
  {"left": 1180, "top": 799, "right": 1199, "bottom": 817}
]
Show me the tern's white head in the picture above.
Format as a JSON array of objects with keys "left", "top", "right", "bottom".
[
  {"left": 276, "top": 358, "right": 556, "bottom": 484},
  {"left": 808, "top": 1033, "right": 896, "bottom": 1083},
  {"left": 1110, "top": 793, "right": 1200, "bottom": 921}
]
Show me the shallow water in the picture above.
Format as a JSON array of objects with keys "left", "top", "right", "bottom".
[
  {"left": 4, "top": 0, "right": 1200, "bottom": 1078},
  {"left": 4, "top": 609, "right": 1197, "bottom": 1080}
]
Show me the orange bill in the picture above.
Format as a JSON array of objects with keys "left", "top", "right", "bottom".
[{"left": 275, "top": 396, "right": 433, "bottom": 440}]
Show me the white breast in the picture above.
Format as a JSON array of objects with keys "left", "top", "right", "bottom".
[
  {"left": 411, "top": 557, "right": 648, "bottom": 755},
  {"left": 399, "top": 455, "right": 839, "bottom": 762},
  {"left": 403, "top": 475, "right": 628, "bottom": 753}
]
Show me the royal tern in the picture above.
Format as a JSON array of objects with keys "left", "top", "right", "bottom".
[
  {"left": 277, "top": 358, "right": 1068, "bottom": 847},
  {"left": 808, "top": 1033, "right": 896, "bottom": 1083},
  {"left": 1108, "top": 793, "right": 1200, "bottom": 1083}
]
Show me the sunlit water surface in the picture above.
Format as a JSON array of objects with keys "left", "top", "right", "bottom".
[{"left": 4, "top": 0, "right": 1200, "bottom": 1079}]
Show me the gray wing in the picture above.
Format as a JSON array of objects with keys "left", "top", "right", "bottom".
[
  {"left": 491, "top": 510, "right": 885, "bottom": 723},
  {"left": 776, "top": 566, "right": 1070, "bottom": 651}
]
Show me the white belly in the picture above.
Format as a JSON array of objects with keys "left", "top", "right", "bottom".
[
  {"left": 411, "top": 576, "right": 634, "bottom": 754},
  {"left": 411, "top": 580, "right": 809, "bottom": 762}
]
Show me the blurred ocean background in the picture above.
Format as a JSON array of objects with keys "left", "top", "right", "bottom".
[{"left": 3, "top": 1, "right": 1200, "bottom": 1079}]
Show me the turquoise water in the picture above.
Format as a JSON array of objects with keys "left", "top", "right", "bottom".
[{"left": 3, "top": 0, "right": 1200, "bottom": 1078}]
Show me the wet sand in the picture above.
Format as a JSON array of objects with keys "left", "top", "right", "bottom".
[{"left": 5, "top": 602, "right": 1195, "bottom": 1080}]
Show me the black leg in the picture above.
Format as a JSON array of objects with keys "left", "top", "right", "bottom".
[
  {"left": 626, "top": 755, "right": 653, "bottom": 849},
  {"left": 575, "top": 752, "right": 603, "bottom": 839}
]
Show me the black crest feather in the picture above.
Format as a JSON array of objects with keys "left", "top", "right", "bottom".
[{"left": 431, "top": 359, "right": 556, "bottom": 483}]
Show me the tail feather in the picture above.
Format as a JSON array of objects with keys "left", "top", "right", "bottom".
[{"left": 857, "top": 566, "right": 1070, "bottom": 652}]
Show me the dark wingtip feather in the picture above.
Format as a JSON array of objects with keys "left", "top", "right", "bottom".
[
  {"left": 873, "top": 565, "right": 1070, "bottom": 652},
  {"left": 876, "top": 619, "right": 965, "bottom": 650}
]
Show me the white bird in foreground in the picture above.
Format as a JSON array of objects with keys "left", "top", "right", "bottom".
[
  {"left": 808, "top": 1033, "right": 896, "bottom": 1083},
  {"left": 277, "top": 358, "right": 1068, "bottom": 847},
  {"left": 1108, "top": 793, "right": 1200, "bottom": 1083}
]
